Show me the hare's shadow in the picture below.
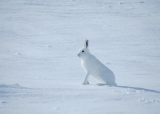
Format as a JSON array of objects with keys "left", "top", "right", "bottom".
[{"left": 117, "top": 86, "right": 160, "bottom": 93}]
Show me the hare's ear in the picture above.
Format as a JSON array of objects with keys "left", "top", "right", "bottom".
[{"left": 84, "top": 40, "right": 89, "bottom": 48}]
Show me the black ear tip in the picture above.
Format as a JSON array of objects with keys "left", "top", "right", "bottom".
[
  {"left": 85, "top": 39, "right": 88, "bottom": 43},
  {"left": 84, "top": 39, "right": 89, "bottom": 48},
  {"left": 85, "top": 40, "right": 88, "bottom": 46}
]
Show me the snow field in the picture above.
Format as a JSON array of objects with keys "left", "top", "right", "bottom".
[{"left": 0, "top": 0, "right": 160, "bottom": 114}]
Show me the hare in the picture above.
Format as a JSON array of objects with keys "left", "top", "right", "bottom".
[{"left": 77, "top": 40, "right": 117, "bottom": 86}]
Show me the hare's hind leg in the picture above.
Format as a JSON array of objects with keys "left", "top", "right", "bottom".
[
  {"left": 96, "top": 83, "right": 106, "bottom": 86},
  {"left": 96, "top": 83, "right": 113, "bottom": 87}
]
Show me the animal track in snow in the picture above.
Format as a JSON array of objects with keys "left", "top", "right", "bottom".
[
  {"left": 138, "top": 98, "right": 160, "bottom": 104},
  {"left": 1, "top": 101, "right": 7, "bottom": 103},
  {"left": 116, "top": 88, "right": 146, "bottom": 94}
]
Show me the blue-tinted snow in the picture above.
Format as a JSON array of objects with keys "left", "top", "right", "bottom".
[{"left": 0, "top": 0, "right": 160, "bottom": 114}]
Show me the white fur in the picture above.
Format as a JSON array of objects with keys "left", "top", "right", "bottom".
[{"left": 78, "top": 40, "right": 117, "bottom": 86}]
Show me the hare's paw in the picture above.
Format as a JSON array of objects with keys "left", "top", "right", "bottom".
[
  {"left": 96, "top": 83, "right": 107, "bottom": 86},
  {"left": 82, "top": 81, "right": 89, "bottom": 85},
  {"left": 82, "top": 83, "right": 88, "bottom": 85},
  {"left": 96, "top": 83, "right": 114, "bottom": 87}
]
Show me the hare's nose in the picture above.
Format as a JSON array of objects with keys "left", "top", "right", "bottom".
[{"left": 77, "top": 53, "right": 79, "bottom": 56}]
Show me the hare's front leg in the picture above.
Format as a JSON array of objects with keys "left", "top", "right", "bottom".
[{"left": 82, "top": 72, "right": 89, "bottom": 85}]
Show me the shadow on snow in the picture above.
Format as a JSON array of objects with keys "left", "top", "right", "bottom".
[{"left": 117, "top": 86, "right": 160, "bottom": 93}]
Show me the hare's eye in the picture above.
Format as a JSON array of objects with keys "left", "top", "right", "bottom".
[{"left": 82, "top": 50, "right": 84, "bottom": 52}]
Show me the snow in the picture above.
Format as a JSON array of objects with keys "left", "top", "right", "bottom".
[{"left": 0, "top": 0, "right": 160, "bottom": 114}]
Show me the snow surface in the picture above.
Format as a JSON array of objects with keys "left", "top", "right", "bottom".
[{"left": 0, "top": 0, "right": 160, "bottom": 114}]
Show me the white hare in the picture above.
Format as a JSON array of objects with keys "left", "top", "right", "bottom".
[{"left": 77, "top": 40, "right": 117, "bottom": 86}]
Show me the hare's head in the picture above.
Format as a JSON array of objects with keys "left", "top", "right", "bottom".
[{"left": 77, "top": 40, "right": 90, "bottom": 59}]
